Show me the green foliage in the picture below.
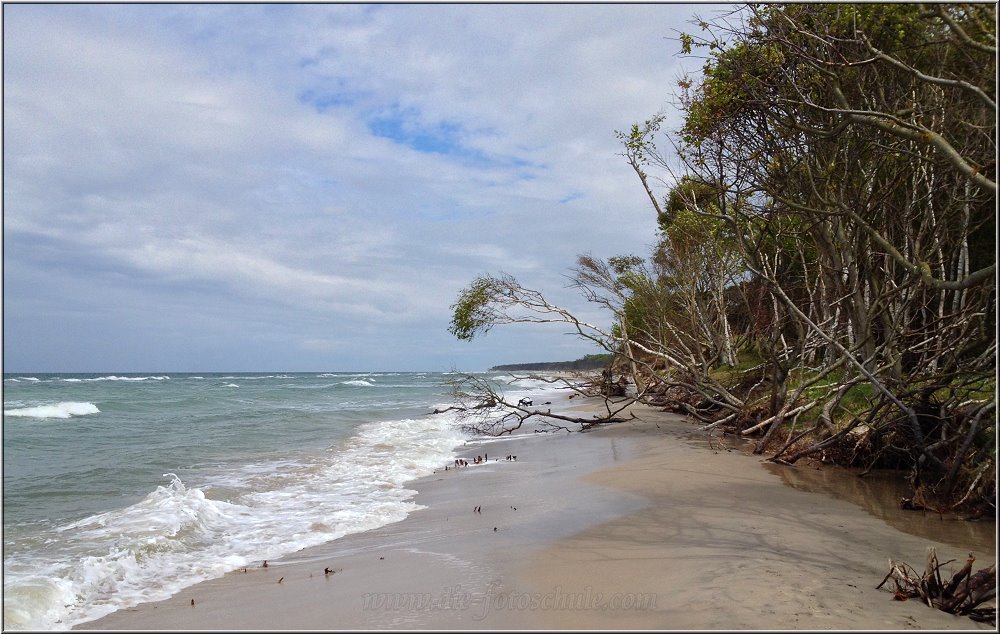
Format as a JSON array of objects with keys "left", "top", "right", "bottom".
[
  {"left": 608, "top": 254, "right": 649, "bottom": 298},
  {"left": 608, "top": 254, "right": 644, "bottom": 277},
  {"left": 615, "top": 116, "right": 664, "bottom": 158},
  {"left": 679, "top": 32, "right": 694, "bottom": 55},
  {"left": 448, "top": 275, "right": 504, "bottom": 341}
]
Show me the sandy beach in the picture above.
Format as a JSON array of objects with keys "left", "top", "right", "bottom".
[{"left": 78, "top": 397, "right": 995, "bottom": 630}]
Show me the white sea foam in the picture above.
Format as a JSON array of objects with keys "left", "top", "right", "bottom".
[
  {"left": 341, "top": 379, "right": 375, "bottom": 387},
  {"left": 4, "top": 402, "right": 100, "bottom": 419},
  {"left": 59, "top": 376, "right": 169, "bottom": 383},
  {"left": 218, "top": 375, "right": 293, "bottom": 380},
  {"left": 3, "top": 411, "right": 468, "bottom": 630},
  {"left": 222, "top": 383, "right": 240, "bottom": 388}
]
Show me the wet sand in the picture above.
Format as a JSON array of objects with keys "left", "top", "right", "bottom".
[{"left": 78, "top": 399, "right": 995, "bottom": 630}]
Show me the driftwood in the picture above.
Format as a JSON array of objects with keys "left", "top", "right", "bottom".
[
  {"left": 599, "top": 368, "right": 628, "bottom": 397},
  {"left": 877, "top": 547, "right": 996, "bottom": 624},
  {"left": 430, "top": 398, "right": 496, "bottom": 415}
]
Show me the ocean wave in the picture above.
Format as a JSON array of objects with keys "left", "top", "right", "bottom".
[
  {"left": 60, "top": 376, "right": 170, "bottom": 383},
  {"left": 33, "top": 474, "right": 256, "bottom": 629},
  {"left": 221, "top": 383, "right": 240, "bottom": 388},
  {"left": 5, "top": 412, "right": 468, "bottom": 630},
  {"left": 4, "top": 402, "right": 101, "bottom": 419},
  {"left": 341, "top": 380, "right": 375, "bottom": 387},
  {"left": 217, "top": 375, "right": 296, "bottom": 380}
]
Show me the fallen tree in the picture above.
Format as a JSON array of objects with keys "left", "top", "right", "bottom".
[{"left": 432, "top": 371, "right": 635, "bottom": 436}]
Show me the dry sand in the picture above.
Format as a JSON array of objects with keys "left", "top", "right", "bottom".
[{"left": 77, "top": 399, "right": 995, "bottom": 631}]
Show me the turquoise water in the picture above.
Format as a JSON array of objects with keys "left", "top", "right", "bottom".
[{"left": 2, "top": 371, "right": 558, "bottom": 629}]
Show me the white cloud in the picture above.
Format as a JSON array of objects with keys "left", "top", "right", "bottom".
[{"left": 3, "top": 3, "right": 713, "bottom": 370}]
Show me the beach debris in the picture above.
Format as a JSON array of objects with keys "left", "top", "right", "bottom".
[
  {"left": 900, "top": 497, "right": 929, "bottom": 512},
  {"left": 877, "top": 547, "right": 996, "bottom": 624},
  {"left": 190, "top": 599, "right": 195, "bottom": 606},
  {"left": 431, "top": 405, "right": 464, "bottom": 415},
  {"left": 493, "top": 527, "right": 498, "bottom": 532},
  {"left": 277, "top": 577, "right": 284, "bottom": 584},
  {"left": 379, "top": 556, "right": 385, "bottom": 560},
  {"left": 324, "top": 567, "right": 334, "bottom": 575}
]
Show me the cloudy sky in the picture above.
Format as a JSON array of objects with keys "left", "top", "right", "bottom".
[{"left": 4, "top": 3, "right": 721, "bottom": 373}]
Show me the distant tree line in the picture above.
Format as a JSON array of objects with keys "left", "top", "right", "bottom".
[{"left": 489, "top": 353, "right": 613, "bottom": 372}]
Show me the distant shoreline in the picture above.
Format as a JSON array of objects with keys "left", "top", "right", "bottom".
[
  {"left": 489, "top": 364, "right": 600, "bottom": 372},
  {"left": 488, "top": 352, "right": 612, "bottom": 373}
]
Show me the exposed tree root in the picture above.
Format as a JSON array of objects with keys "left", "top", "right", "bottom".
[{"left": 877, "top": 547, "right": 996, "bottom": 625}]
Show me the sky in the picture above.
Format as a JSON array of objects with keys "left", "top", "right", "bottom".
[{"left": 3, "top": 3, "right": 725, "bottom": 373}]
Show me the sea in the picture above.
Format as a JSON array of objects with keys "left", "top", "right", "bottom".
[{"left": 2, "top": 371, "right": 561, "bottom": 630}]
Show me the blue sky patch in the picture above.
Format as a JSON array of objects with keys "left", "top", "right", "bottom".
[
  {"left": 299, "top": 85, "right": 364, "bottom": 111},
  {"left": 367, "top": 106, "right": 471, "bottom": 156},
  {"left": 364, "top": 104, "right": 538, "bottom": 174}
]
